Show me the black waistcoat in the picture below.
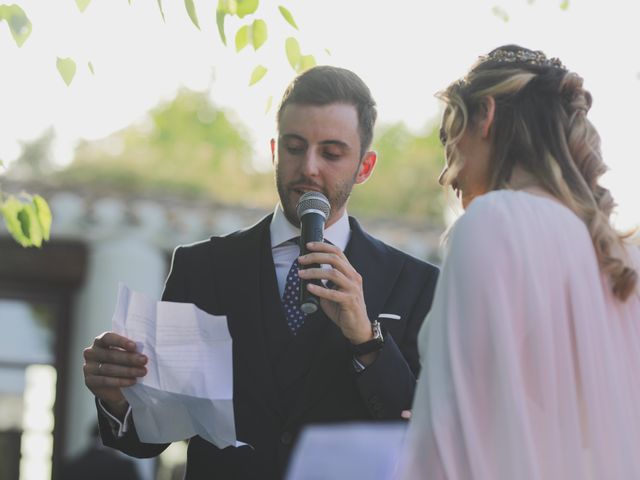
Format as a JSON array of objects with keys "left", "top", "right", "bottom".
[{"left": 259, "top": 236, "right": 331, "bottom": 420}]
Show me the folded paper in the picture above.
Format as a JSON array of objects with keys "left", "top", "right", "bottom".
[{"left": 112, "top": 283, "right": 244, "bottom": 448}]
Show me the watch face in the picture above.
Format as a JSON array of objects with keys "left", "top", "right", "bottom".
[{"left": 372, "top": 321, "right": 383, "bottom": 340}]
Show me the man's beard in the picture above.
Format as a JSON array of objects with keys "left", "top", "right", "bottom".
[{"left": 275, "top": 168, "right": 354, "bottom": 227}]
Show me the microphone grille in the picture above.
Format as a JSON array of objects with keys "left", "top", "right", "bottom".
[{"left": 296, "top": 191, "right": 331, "bottom": 220}]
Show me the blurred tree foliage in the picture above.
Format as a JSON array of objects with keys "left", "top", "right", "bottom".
[
  {"left": 62, "top": 89, "right": 277, "bottom": 207},
  {"left": 59, "top": 88, "right": 445, "bottom": 225},
  {"left": 10, "top": 128, "right": 56, "bottom": 178},
  {"left": 357, "top": 122, "right": 445, "bottom": 225}
]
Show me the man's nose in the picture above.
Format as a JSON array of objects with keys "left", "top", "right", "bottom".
[{"left": 301, "top": 150, "right": 320, "bottom": 177}]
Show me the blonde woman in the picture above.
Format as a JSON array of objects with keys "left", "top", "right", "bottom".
[{"left": 400, "top": 45, "right": 640, "bottom": 479}]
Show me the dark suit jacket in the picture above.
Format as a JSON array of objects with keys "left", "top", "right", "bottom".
[{"left": 99, "top": 215, "right": 438, "bottom": 479}]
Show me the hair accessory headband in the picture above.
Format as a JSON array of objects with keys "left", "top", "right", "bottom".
[{"left": 479, "top": 49, "right": 567, "bottom": 71}]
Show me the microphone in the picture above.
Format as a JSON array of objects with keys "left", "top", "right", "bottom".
[{"left": 296, "top": 191, "right": 331, "bottom": 314}]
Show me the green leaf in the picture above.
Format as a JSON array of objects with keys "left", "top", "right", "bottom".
[
  {"left": 184, "top": 0, "right": 200, "bottom": 29},
  {"left": 284, "top": 37, "right": 314, "bottom": 73},
  {"left": 21, "top": 203, "right": 43, "bottom": 247},
  {"left": 75, "top": 0, "right": 91, "bottom": 12},
  {"left": 216, "top": 0, "right": 240, "bottom": 44},
  {"left": 235, "top": 25, "right": 249, "bottom": 52},
  {"left": 16, "top": 208, "right": 31, "bottom": 244},
  {"left": 157, "top": 0, "right": 166, "bottom": 22},
  {"left": 249, "top": 65, "right": 267, "bottom": 86},
  {"left": 1, "top": 196, "right": 31, "bottom": 247},
  {"left": 236, "top": 0, "right": 258, "bottom": 18},
  {"left": 0, "top": 5, "right": 32, "bottom": 47},
  {"left": 236, "top": 19, "right": 267, "bottom": 52},
  {"left": 216, "top": 10, "right": 227, "bottom": 44},
  {"left": 299, "top": 54, "right": 316, "bottom": 73},
  {"left": 278, "top": 5, "right": 298, "bottom": 30},
  {"left": 251, "top": 19, "right": 267, "bottom": 50},
  {"left": 217, "top": 0, "right": 237, "bottom": 15},
  {"left": 285, "top": 37, "right": 301, "bottom": 71},
  {"left": 88, "top": 61, "right": 95, "bottom": 74},
  {"left": 33, "top": 195, "right": 52, "bottom": 242},
  {"left": 0, "top": 196, "right": 50, "bottom": 248},
  {"left": 491, "top": 6, "right": 509, "bottom": 22},
  {"left": 265, "top": 95, "right": 273, "bottom": 113},
  {"left": 56, "top": 57, "right": 77, "bottom": 86},
  {"left": 560, "top": 0, "right": 569, "bottom": 10},
  {"left": 216, "top": 0, "right": 229, "bottom": 45}
]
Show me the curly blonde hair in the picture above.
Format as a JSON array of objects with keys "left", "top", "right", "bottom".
[{"left": 439, "top": 45, "right": 637, "bottom": 301}]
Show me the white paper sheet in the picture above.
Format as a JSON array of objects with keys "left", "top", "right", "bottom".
[
  {"left": 112, "top": 283, "right": 242, "bottom": 448},
  {"left": 285, "top": 422, "right": 408, "bottom": 480}
]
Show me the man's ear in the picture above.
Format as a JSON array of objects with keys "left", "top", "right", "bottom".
[
  {"left": 480, "top": 97, "right": 496, "bottom": 139},
  {"left": 270, "top": 138, "right": 276, "bottom": 164},
  {"left": 355, "top": 151, "right": 377, "bottom": 185}
]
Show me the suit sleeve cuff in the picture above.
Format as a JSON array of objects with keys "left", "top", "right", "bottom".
[
  {"left": 355, "top": 336, "right": 415, "bottom": 419},
  {"left": 97, "top": 399, "right": 133, "bottom": 438}
]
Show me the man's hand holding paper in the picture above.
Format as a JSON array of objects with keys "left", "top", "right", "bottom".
[
  {"left": 83, "top": 283, "right": 241, "bottom": 449},
  {"left": 83, "top": 331, "right": 148, "bottom": 420}
]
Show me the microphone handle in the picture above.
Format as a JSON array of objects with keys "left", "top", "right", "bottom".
[{"left": 299, "top": 213, "right": 325, "bottom": 314}]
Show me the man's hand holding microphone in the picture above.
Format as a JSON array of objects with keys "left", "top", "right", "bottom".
[{"left": 295, "top": 192, "right": 379, "bottom": 365}]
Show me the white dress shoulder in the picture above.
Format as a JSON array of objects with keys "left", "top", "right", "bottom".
[{"left": 399, "top": 190, "right": 640, "bottom": 480}]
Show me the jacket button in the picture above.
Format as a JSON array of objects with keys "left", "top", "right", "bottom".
[{"left": 280, "top": 431, "right": 293, "bottom": 445}]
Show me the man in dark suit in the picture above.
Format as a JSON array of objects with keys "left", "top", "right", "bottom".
[{"left": 83, "top": 66, "right": 439, "bottom": 479}]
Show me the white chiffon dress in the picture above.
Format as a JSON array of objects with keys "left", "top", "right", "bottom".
[{"left": 399, "top": 190, "right": 640, "bottom": 480}]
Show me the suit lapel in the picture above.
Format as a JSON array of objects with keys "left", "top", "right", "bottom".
[
  {"left": 286, "top": 217, "right": 405, "bottom": 425},
  {"left": 344, "top": 217, "right": 405, "bottom": 322},
  {"left": 213, "top": 215, "right": 279, "bottom": 416}
]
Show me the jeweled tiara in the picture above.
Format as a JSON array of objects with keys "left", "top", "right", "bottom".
[{"left": 479, "top": 49, "right": 566, "bottom": 71}]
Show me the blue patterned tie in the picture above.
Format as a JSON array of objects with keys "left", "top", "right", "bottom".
[{"left": 282, "top": 258, "right": 307, "bottom": 335}]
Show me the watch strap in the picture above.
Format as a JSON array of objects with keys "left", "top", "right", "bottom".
[{"left": 350, "top": 320, "right": 384, "bottom": 356}]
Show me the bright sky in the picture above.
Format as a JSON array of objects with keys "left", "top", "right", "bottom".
[{"left": 1, "top": 0, "right": 638, "bottom": 229}]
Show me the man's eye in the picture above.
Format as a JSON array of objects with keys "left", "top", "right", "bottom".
[
  {"left": 286, "top": 146, "right": 305, "bottom": 155},
  {"left": 322, "top": 150, "right": 341, "bottom": 160}
]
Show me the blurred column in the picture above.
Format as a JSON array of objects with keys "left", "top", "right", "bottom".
[{"left": 64, "top": 198, "right": 167, "bottom": 480}]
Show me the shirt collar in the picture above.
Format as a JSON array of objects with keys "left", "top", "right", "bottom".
[{"left": 270, "top": 203, "right": 350, "bottom": 251}]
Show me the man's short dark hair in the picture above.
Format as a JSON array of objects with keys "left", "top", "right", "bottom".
[{"left": 277, "top": 66, "right": 377, "bottom": 157}]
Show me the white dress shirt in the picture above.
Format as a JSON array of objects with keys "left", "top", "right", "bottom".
[{"left": 270, "top": 203, "right": 351, "bottom": 298}]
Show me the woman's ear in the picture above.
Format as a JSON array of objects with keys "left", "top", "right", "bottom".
[{"left": 480, "top": 96, "right": 496, "bottom": 139}]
